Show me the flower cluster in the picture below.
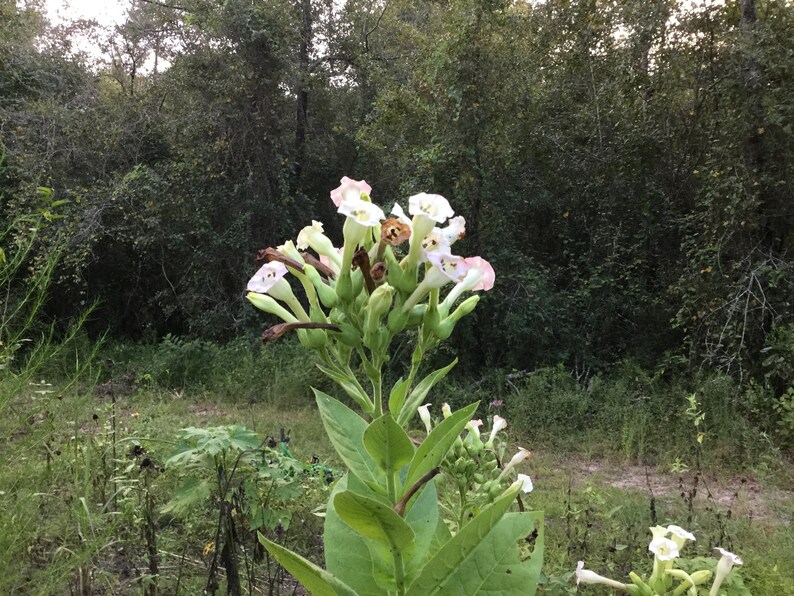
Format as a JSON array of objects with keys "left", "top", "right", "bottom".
[
  {"left": 246, "top": 177, "right": 494, "bottom": 416},
  {"left": 576, "top": 525, "right": 742, "bottom": 595}
]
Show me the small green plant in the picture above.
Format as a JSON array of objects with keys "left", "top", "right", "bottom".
[{"left": 164, "top": 425, "right": 311, "bottom": 594}]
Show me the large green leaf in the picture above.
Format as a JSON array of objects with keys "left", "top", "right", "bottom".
[
  {"left": 405, "top": 402, "right": 478, "bottom": 488},
  {"left": 334, "top": 490, "right": 415, "bottom": 552},
  {"left": 325, "top": 475, "right": 389, "bottom": 596},
  {"left": 363, "top": 413, "right": 415, "bottom": 475},
  {"left": 258, "top": 533, "right": 358, "bottom": 596},
  {"left": 314, "top": 389, "right": 384, "bottom": 489},
  {"left": 405, "top": 484, "right": 540, "bottom": 595},
  {"left": 397, "top": 359, "right": 458, "bottom": 426}
]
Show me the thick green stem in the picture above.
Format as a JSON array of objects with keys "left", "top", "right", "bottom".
[{"left": 392, "top": 548, "right": 406, "bottom": 596}]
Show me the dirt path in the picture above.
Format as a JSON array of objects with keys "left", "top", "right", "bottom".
[{"left": 539, "top": 454, "right": 794, "bottom": 526}]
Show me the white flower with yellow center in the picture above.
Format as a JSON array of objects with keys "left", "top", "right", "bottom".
[
  {"left": 247, "top": 262, "right": 310, "bottom": 322},
  {"left": 402, "top": 252, "right": 471, "bottom": 310},
  {"left": 338, "top": 197, "right": 385, "bottom": 227},
  {"left": 667, "top": 524, "right": 696, "bottom": 549},
  {"left": 649, "top": 537, "right": 679, "bottom": 561},
  {"left": 330, "top": 176, "right": 372, "bottom": 207}
]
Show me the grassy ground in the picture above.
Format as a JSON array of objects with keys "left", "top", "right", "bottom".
[{"left": 1, "top": 378, "right": 792, "bottom": 595}]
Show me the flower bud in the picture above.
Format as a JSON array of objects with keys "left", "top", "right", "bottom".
[
  {"left": 304, "top": 265, "right": 338, "bottom": 308},
  {"left": 246, "top": 292, "right": 298, "bottom": 323}
]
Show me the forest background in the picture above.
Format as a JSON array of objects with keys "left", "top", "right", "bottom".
[{"left": 2, "top": 0, "right": 794, "bottom": 441}]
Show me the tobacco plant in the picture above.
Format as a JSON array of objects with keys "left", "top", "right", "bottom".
[{"left": 247, "top": 178, "right": 542, "bottom": 595}]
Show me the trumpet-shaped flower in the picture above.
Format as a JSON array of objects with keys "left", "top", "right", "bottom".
[
  {"left": 408, "top": 193, "right": 454, "bottom": 224},
  {"left": 330, "top": 176, "right": 372, "bottom": 208},
  {"left": 498, "top": 447, "right": 531, "bottom": 479},
  {"left": 403, "top": 253, "right": 471, "bottom": 310},
  {"left": 418, "top": 403, "right": 432, "bottom": 433},
  {"left": 466, "top": 419, "right": 483, "bottom": 439},
  {"left": 515, "top": 473, "right": 533, "bottom": 493},
  {"left": 338, "top": 197, "right": 385, "bottom": 227},
  {"left": 247, "top": 262, "right": 288, "bottom": 295},
  {"left": 667, "top": 525, "right": 696, "bottom": 549},
  {"left": 649, "top": 537, "right": 680, "bottom": 561},
  {"left": 650, "top": 525, "right": 670, "bottom": 540},
  {"left": 247, "top": 263, "right": 310, "bottom": 321},
  {"left": 297, "top": 221, "right": 342, "bottom": 268},
  {"left": 442, "top": 256, "right": 496, "bottom": 309},
  {"left": 486, "top": 415, "right": 508, "bottom": 448},
  {"left": 575, "top": 562, "right": 628, "bottom": 590},
  {"left": 709, "top": 548, "right": 743, "bottom": 596},
  {"left": 419, "top": 216, "right": 466, "bottom": 261}
]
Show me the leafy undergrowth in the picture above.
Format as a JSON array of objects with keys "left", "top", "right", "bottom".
[{"left": 1, "top": 383, "right": 791, "bottom": 595}]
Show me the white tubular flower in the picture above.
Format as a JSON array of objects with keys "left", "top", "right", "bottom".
[
  {"left": 441, "top": 403, "right": 452, "bottom": 418},
  {"left": 297, "top": 221, "right": 342, "bottom": 268},
  {"left": 709, "top": 548, "right": 743, "bottom": 596},
  {"left": 498, "top": 447, "right": 531, "bottom": 480},
  {"left": 442, "top": 256, "right": 496, "bottom": 309},
  {"left": 649, "top": 537, "right": 680, "bottom": 561},
  {"left": 418, "top": 403, "right": 432, "bottom": 433},
  {"left": 330, "top": 176, "right": 372, "bottom": 208},
  {"left": 650, "top": 525, "right": 670, "bottom": 540},
  {"left": 486, "top": 415, "right": 508, "bottom": 448},
  {"left": 403, "top": 253, "right": 471, "bottom": 310},
  {"left": 276, "top": 240, "right": 305, "bottom": 265},
  {"left": 419, "top": 228, "right": 450, "bottom": 261},
  {"left": 515, "top": 473, "right": 533, "bottom": 493},
  {"left": 247, "top": 263, "right": 310, "bottom": 322},
  {"left": 247, "top": 262, "right": 289, "bottom": 294},
  {"left": 576, "top": 561, "right": 628, "bottom": 590},
  {"left": 667, "top": 525, "right": 696, "bottom": 549},
  {"left": 466, "top": 419, "right": 483, "bottom": 439}
]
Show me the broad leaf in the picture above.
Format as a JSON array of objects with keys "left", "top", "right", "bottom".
[
  {"left": 405, "top": 484, "right": 533, "bottom": 595},
  {"left": 316, "top": 363, "right": 373, "bottom": 412},
  {"left": 405, "top": 402, "right": 478, "bottom": 488},
  {"left": 325, "top": 475, "right": 389, "bottom": 596},
  {"left": 363, "top": 413, "right": 415, "bottom": 475},
  {"left": 397, "top": 359, "right": 458, "bottom": 426},
  {"left": 161, "top": 477, "right": 211, "bottom": 514},
  {"left": 334, "top": 490, "right": 415, "bottom": 552},
  {"left": 258, "top": 533, "right": 357, "bottom": 596},
  {"left": 314, "top": 389, "right": 384, "bottom": 488}
]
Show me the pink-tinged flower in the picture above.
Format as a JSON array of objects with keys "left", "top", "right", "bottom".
[
  {"left": 330, "top": 176, "right": 372, "bottom": 208},
  {"left": 515, "top": 473, "right": 533, "bottom": 493},
  {"left": 710, "top": 548, "right": 743, "bottom": 596},
  {"left": 649, "top": 537, "right": 679, "bottom": 561},
  {"left": 402, "top": 253, "right": 471, "bottom": 310},
  {"left": 418, "top": 403, "right": 432, "bottom": 433},
  {"left": 490, "top": 399, "right": 504, "bottom": 408},
  {"left": 575, "top": 561, "right": 628, "bottom": 590},
  {"left": 466, "top": 419, "right": 483, "bottom": 439},
  {"left": 420, "top": 216, "right": 466, "bottom": 261},
  {"left": 247, "top": 262, "right": 288, "bottom": 294},
  {"left": 486, "top": 415, "right": 508, "bottom": 448},
  {"left": 441, "top": 256, "right": 495, "bottom": 309},
  {"left": 426, "top": 252, "right": 471, "bottom": 284},
  {"left": 408, "top": 193, "right": 454, "bottom": 224}
]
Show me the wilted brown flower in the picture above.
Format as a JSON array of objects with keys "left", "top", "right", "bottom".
[{"left": 381, "top": 218, "right": 411, "bottom": 246}]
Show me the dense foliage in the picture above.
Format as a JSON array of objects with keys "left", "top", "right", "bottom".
[{"left": 2, "top": 0, "right": 792, "bottom": 384}]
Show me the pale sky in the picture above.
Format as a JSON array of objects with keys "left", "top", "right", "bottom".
[{"left": 44, "top": 0, "right": 130, "bottom": 28}]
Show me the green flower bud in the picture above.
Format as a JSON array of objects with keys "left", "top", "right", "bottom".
[
  {"left": 689, "top": 570, "right": 712, "bottom": 585},
  {"left": 304, "top": 265, "right": 338, "bottom": 308},
  {"left": 297, "top": 328, "right": 327, "bottom": 350},
  {"left": 406, "top": 304, "right": 427, "bottom": 328},
  {"left": 336, "top": 271, "right": 353, "bottom": 302},
  {"left": 333, "top": 323, "right": 361, "bottom": 348}
]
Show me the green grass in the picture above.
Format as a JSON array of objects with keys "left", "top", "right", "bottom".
[{"left": 1, "top": 362, "right": 792, "bottom": 594}]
